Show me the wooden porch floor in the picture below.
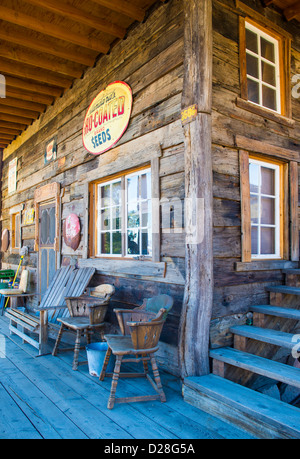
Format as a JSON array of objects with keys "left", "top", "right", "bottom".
[{"left": 0, "top": 314, "right": 253, "bottom": 440}]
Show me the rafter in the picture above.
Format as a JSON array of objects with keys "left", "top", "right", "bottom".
[
  {"left": 0, "top": 44, "right": 84, "bottom": 79},
  {"left": 5, "top": 76, "right": 62, "bottom": 98},
  {"left": 0, "top": 5, "right": 110, "bottom": 53},
  {"left": 0, "top": 133, "right": 15, "bottom": 141},
  {"left": 25, "top": 0, "right": 126, "bottom": 39},
  {"left": 0, "top": 97, "right": 46, "bottom": 113},
  {"left": 0, "top": 113, "right": 34, "bottom": 126},
  {"left": 284, "top": 1, "right": 300, "bottom": 21},
  {"left": 0, "top": 28, "right": 95, "bottom": 67},
  {"left": 0, "top": 105, "right": 39, "bottom": 120},
  {"left": 0, "top": 121, "right": 27, "bottom": 132},
  {"left": 5, "top": 89, "right": 54, "bottom": 106},
  {"left": 0, "top": 143, "right": 9, "bottom": 148},
  {"left": 0, "top": 126, "right": 22, "bottom": 136},
  {"left": 1, "top": 60, "right": 73, "bottom": 89},
  {"left": 90, "top": 0, "right": 145, "bottom": 22}
]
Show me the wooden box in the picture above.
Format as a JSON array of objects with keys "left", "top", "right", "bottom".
[{"left": 65, "top": 295, "right": 109, "bottom": 325}]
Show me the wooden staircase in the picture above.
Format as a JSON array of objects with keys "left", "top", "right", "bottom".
[{"left": 183, "top": 269, "right": 300, "bottom": 439}]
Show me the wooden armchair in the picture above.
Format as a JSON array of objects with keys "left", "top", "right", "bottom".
[{"left": 100, "top": 306, "right": 170, "bottom": 409}]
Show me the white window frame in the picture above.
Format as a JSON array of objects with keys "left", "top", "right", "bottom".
[
  {"left": 95, "top": 168, "right": 152, "bottom": 258},
  {"left": 249, "top": 158, "right": 281, "bottom": 259},
  {"left": 245, "top": 21, "right": 281, "bottom": 114}
]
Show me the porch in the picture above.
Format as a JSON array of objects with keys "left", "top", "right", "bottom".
[{"left": 0, "top": 314, "right": 252, "bottom": 440}]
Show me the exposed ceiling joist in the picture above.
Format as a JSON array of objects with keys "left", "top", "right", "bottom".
[
  {"left": 284, "top": 1, "right": 300, "bottom": 20},
  {"left": 90, "top": 0, "right": 145, "bottom": 22}
]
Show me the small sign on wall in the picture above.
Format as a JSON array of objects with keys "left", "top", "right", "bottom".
[{"left": 45, "top": 137, "right": 57, "bottom": 164}]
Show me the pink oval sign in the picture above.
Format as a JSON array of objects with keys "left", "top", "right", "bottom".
[
  {"left": 63, "top": 213, "right": 81, "bottom": 251},
  {"left": 82, "top": 81, "right": 132, "bottom": 155}
]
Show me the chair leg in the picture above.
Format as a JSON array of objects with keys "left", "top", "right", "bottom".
[
  {"left": 107, "top": 355, "right": 122, "bottom": 410},
  {"left": 150, "top": 354, "right": 166, "bottom": 403},
  {"left": 52, "top": 323, "right": 64, "bottom": 356},
  {"left": 73, "top": 329, "right": 81, "bottom": 370},
  {"left": 99, "top": 347, "right": 112, "bottom": 381}
]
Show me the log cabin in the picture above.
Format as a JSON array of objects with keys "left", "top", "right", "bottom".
[{"left": 0, "top": 0, "right": 299, "bottom": 437}]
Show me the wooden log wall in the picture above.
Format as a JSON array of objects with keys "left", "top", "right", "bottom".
[{"left": 210, "top": 0, "right": 300, "bottom": 345}]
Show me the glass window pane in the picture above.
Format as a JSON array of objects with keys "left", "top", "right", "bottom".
[
  {"left": 261, "top": 37, "right": 275, "bottom": 63},
  {"left": 127, "top": 230, "right": 139, "bottom": 255},
  {"left": 112, "top": 206, "right": 121, "bottom": 230},
  {"left": 127, "top": 202, "right": 139, "bottom": 228},
  {"left": 249, "top": 162, "right": 260, "bottom": 193},
  {"left": 127, "top": 175, "right": 139, "bottom": 203},
  {"left": 101, "top": 208, "right": 110, "bottom": 230},
  {"left": 246, "top": 28, "right": 258, "bottom": 54},
  {"left": 101, "top": 232, "right": 110, "bottom": 254},
  {"left": 141, "top": 172, "right": 151, "bottom": 200},
  {"left": 262, "top": 85, "right": 277, "bottom": 111},
  {"left": 261, "top": 167, "right": 275, "bottom": 196},
  {"left": 247, "top": 79, "right": 259, "bottom": 104},
  {"left": 100, "top": 184, "right": 111, "bottom": 208},
  {"left": 250, "top": 195, "right": 259, "bottom": 224},
  {"left": 246, "top": 53, "right": 259, "bottom": 79},
  {"left": 112, "top": 232, "right": 122, "bottom": 254},
  {"left": 112, "top": 181, "right": 121, "bottom": 205},
  {"left": 261, "top": 197, "right": 275, "bottom": 225},
  {"left": 141, "top": 229, "right": 152, "bottom": 256},
  {"left": 251, "top": 226, "right": 258, "bottom": 255},
  {"left": 141, "top": 200, "right": 151, "bottom": 227},
  {"left": 261, "top": 61, "right": 276, "bottom": 86},
  {"left": 261, "top": 227, "right": 275, "bottom": 254}
]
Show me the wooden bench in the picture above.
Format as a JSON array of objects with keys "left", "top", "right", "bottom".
[{"left": 5, "top": 266, "right": 96, "bottom": 354}]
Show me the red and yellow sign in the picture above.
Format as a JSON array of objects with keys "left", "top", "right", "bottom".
[{"left": 82, "top": 81, "right": 132, "bottom": 155}]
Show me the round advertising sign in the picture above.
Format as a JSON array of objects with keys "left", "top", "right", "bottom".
[
  {"left": 82, "top": 81, "right": 132, "bottom": 155},
  {"left": 63, "top": 213, "right": 81, "bottom": 251}
]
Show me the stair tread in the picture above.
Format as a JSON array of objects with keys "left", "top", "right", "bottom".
[
  {"left": 210, "top": 347, "right": 300, "bottom": 388},
  {"left": 266, "top": 285, "right": 300, "bottom": 295},
  {"left": 184, "top": 374, "right": 300, "bottom": 438},
  {"left": 251, "top": 304, "right": 300, "bottom": 320},
  {"left": 229, "top": 325, "right": 296, "bottom": 349}
]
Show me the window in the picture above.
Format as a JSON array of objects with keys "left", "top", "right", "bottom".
[
  {"left": 12, "top": 212, "right": 21, "bottom": 250},
  {"left": 245, "top": 22, "right": 281, "bottom": 113},
  {"left": 249, "top": 158, "right": 280, "bottom": 258},
  {"left": 90, "top": 168, "right": 152, "bottom": 258},
  {"left": 239, "top": 17, "right": 291, "bottom": 119}
]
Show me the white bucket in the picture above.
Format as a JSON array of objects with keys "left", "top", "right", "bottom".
[{"left": 86, "top": 342, "right": 115, "bottom": 377}]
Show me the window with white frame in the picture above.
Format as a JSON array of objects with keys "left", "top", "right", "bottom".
[
  {"left": 94, "top": 168, "right": 152, "bottom": 257},
  {"left": 249, "top": 158, "right": 280, "bottom": 258},
  {"left": 245, "top": 21, "right": 281, "bottom": 113}
]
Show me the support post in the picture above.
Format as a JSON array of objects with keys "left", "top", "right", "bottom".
[{"left": 179, "top": 0, "right": 213, "bottom": 377}]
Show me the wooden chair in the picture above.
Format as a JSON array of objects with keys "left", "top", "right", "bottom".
[
  {"left": 100, "top": 307, "right": 169, "bottom": 409},
  {"left": 52, "top": 284, "right": 115, "bottom": 370},
  {"left": 0, "top": 269, "right": 35, "bottom": 313},
  {"left": 114, "top": 294, "right": 173, "bottom": 336},
  {"left": 4, "top": 266, "right": 96, "bottom": 354}
]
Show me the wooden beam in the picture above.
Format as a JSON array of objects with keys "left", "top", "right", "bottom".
[
  {"left": 0, "top": 133, "right": 15, "bottom": 140},
  {"left": 0, "top": 44, "right": 84, "bottom": 79},
  {"left": 179, "top": 0, "right": 213, "bottom": 378},
  {"left": 0, "top": 105, "right": 40, "bottom": 120},
  {"left": 25, "top": 0, "right": 126, "bottom": 39},
  {"left": 0, "top": 121, "right": 27, "bottom": 132},
  {"left": 1, "top": 60, "right": 72, "bottom": 89},
  {"left": 0, "top": 113, "right": 33, "bottom": 126},
  {"left": 0, "top": 97, "right": 46, "bottom": 113},
  {"left": 0, "top": 144, "right": 9, "bottom": 149},
  {"left": 0, "top": 5, "right": 110, "bottom": 53},
  {"left": 5, "top": 76, "right": 62, "bottom": 98},
  {"left": 89, "top": 0, "right": 145, "bottom": 22},
  {"left": 284, "top": 1, "right": 300, "bottom": 21},
  {"left": 5, "top": 89, "right": 54, "bottom": 106},
  {"left": 0, "top": 27, "right": 95, "bottom": 67},
  {"left": 0, "top": 126, "right": 22, "bottom": 136}
]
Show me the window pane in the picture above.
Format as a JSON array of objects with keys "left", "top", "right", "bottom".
[
  {"left": 101, "top": 232, "right": 110, "bottom": 254},
  {"left": 262, "top": 85, "right": 276, "bottom": 111},
  {"left": 261, "top": 167, "right": 275, "bottom": 195},
  {"left": 261, "top": 37, "right": 275, "bottom": 63},
  {"left": 141, "top": 229, "right": 151, "bottom": 256},
  {"left": 112, "top": 206, "right": 121, "bottom": 230},
  {"left": 261, "top": 197, "right": 275, "bottom": 225},
  {"left": 141, "top": 200, "right": 150, "bottom": 227},
  {"left": 261, "top": 61, "right": 276, "bottom": 87},
  {"left": 261, "top": 227, "right": 275, "bottom": 254},
  {"left": 250, "top": 195, "right": 259, "bottom": 224},
  {"left": 246, "top": 53, "right": 259, "bottom": 79},
  {"left": 127, "top": 202, "right": 139, "bottom": 228},
  {"left": 112, "top": 232, "right": 122, "bottom": 254},
  {"left": 251, "top": 226, "right": 258, "bottom": 255},
  {"left": 101, "top": 208, "right": 110, "bottom": 230},
  {"left": 112, "top": 181, "right": 121, "bottom": 205},
  {"left": 127, "top": 175, "right": 139, "bottom": 202},
  {"left": 247, "top": 79, "right": 259, "bottom": 104},
  {"left": 101, "top": 184, "right": 110, "bottom": 207},
  {"left": 127, "top": 230, "right": 139, "bottom": 254},
  {"left": 249, "top": 162, "right": 260, "bottom": 193},
  {"left": 246, "top": 28, "right": 258, "bottom": 54}
]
